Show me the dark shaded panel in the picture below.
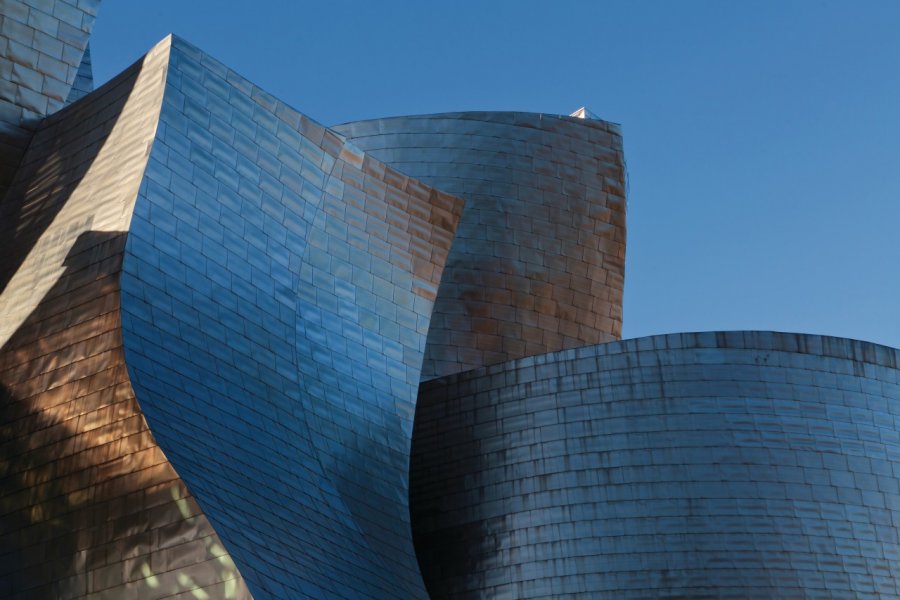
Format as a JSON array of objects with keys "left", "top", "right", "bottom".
[
  {"left": 412, "top": 332, "right": 900, "bottom": 599},
  {"left": 65, "top": 43, "right": 94, "bottom": 104}
]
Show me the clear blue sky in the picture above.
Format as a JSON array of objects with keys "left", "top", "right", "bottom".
[{"left": 91, "top": 1, "right": 900, "bottom": 349}]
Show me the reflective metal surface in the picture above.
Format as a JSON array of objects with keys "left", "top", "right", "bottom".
[
  {"left": 64, "top": 42, "right": 93, "bottom": 104},
  {"left": 0, "top": 0, "right": 101, "bottom": 199},
  {"left": 0, "top": 0, "right": 98, "bottom": 121},
  {"left": 412, "top": 331, "right": 900, "bottom": 598},
  {"left": 0, "top": 37, "right": 250, "bottom": 599},
  {"left": 2, "top": 27, "right": 466, "bottom": 597},
  {"left": 118, "top": 37, "right": 462, "bottom": 599},
  {"left": 335, "top": 112, "right": 626, "bottom": 379},
  {"left": 8, "top": 6, "right": 898, "bottom": 600}
]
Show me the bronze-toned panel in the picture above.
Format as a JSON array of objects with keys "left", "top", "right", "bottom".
[
  {"left": 335, "top": 111, "right": 627, "bottom": 379},
  {"left": 0, "top": 37, "right": 251, "bottom": 600},
  {"left": 118, "top": 36, "right": 464, "bottom": 599}
]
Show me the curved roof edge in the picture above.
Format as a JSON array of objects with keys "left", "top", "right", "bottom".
[
  {"left": 335, "top": 109, "right": 622, "bottom": 134},
  {"left": 422, "top": 330, "right": 900, "bottom": 386}
]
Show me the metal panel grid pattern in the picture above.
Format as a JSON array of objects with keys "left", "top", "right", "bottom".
[
  {"left": 0, "top": 0, "right": 100, "bottom": 124},
  {"left": 412, "top": 331, "right": 900, "bottom": 599},
  {"left": 119, "top": 37, "right": 462, "bottom": 599},
  {"left": 0, "top": 0, "right": 101, "bottom": 203},
  {"left": 335, "top": 112, "right": 626, "bottom": 380},
  {"left": 0, "top": 39, "right": 251, "bottom": 600},
  {"left": 64, "top": 41, "right": 92, "bottom": 104}
]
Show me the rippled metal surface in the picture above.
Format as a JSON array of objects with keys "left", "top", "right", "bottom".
[
  {"left": 0, "top": 0, "right": 99, "bottom": 120},
  {"left": 1, "top": 20, "right": 467, "bottom": 597},
  {"left": 412, "top": 331, "right": 900, "bottom": 598},
  {"left": 0, "top": 37, "right": 251, "bottom": 599},
  {"left": 118, "top": 37, "right": 462, "bottom": 599},
  {"left": 11, "top": 6, "right": 895, "bottom": 600},
  {"left": 0, "top": 0, "right": 102, "bottom": 199},
  {"left": 335, "top": 112, "right": 626, "bottom": 380}
]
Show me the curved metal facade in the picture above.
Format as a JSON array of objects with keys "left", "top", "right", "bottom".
[
  {"left": 0, "top": 0, "right": 99, "bottom": 122},
  {"left": 0, "top": 32, "right": 463, "bottom": 599},
  {"left": 118, "top": 38, "right": 461, "bottom": 599},
  {"left": 5, "top": 8, "right": 900, "bottom": 600},
  {"left": 335, "top": 112, "right": 626, "bottom": 380},
  {"left": 0, "top": 38, "right": 251, "bottom": 600},
  {"left": 0, "top": 0, "right": 102, "bottom": 199},
  {"left": 412, "top": 331, "right": 900, "bottom": 598}
]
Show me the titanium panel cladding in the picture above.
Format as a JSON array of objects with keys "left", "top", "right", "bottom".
[
  {"left": 0, "top": 0, "right": 102, "bottom": 198},
  {"left": 335, "top": 112, "right": 626, "bottom": 380},
  {"left": 412, "top": 332, "right": 900, "bottom": 599},
  {"left": 0, "top": 38, "right": 250, "bottom": 600},
  {"left": 119, "top": 37, "right": 463, "bottom": 599},
  {"left": 65, "top": 43, "right": 93, "bottom": 104},
  {"left": 0, "top": 0, "right": 100, "bottom": 121}
]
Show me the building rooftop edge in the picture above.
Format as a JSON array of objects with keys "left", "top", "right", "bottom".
[
  {"left": 421, "top": 330, "right": 900, "bottom": 386},
  {"left": 334, "top": 110, "right": 622, "bottom": 133}
]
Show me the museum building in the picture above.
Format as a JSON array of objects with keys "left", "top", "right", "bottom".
[{"left": 2, "top": 2, "right": 899, "bottom": 598}]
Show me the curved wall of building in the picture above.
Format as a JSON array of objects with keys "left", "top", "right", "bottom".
[
  {"left": 0, "top": 38, "right": 251, "bottom": 600},
  {"left": 0, "top": 0, "right": 99, "bottom": 121},
  {"left": 119, "top": 37, "right": 462, "bottom": 599},
  {"left": 0, "top": 0, "right": 102, "bottom": 199},
  {"left": 335, "top": 112, "right": 626, "bottom": 379},
  {"left": 411, "top": 331, "right": 900, "bottom": 598},
  {"left": 13, "top": 8, "right": 900, "bottom": 600}
]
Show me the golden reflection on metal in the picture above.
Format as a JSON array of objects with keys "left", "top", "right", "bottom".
[
  {"left": 0, "top": 36, "right": 253, "bottom": 599},
  {"left": 0, "top": 39, "right": 167, "bottom": 348},
  {"left": 140, "top": 563, "right": 160, "bottom": 589}
]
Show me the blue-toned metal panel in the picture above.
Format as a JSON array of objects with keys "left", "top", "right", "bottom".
[
  {"left": 335, "top": 112, "right": 626, "bottom": 379},
  {"left": 65, "top": 43, "right": 93, "bottom": 104},
  {"left": 0, "top": 37, "right": 252, "bottom": 600},
  {"left": 0, "top": 0, "right": 102, "bottom": 199},
  {"left": 412, "top": 331, "right": 900, "bottom": 598},
  {"left": 0, "top": 0, "right": 100, "bottom": 120},
  {"left": 120, "top": 37, "right": 463, "bottom": 599}
]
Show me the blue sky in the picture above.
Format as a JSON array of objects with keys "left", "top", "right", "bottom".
[{"left": 91, "top": 1, "right": 900, "bottom": 348}]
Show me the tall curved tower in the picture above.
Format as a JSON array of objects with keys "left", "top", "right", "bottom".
[
  {"left": 412, "top": 332, "right": 900, "bottom": 598},
  {"left": 335, "top": 112, "right": 626, "bottom": 379},
  {"left": 118, "top": 37, "right": 463, "bottom": 600}
]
